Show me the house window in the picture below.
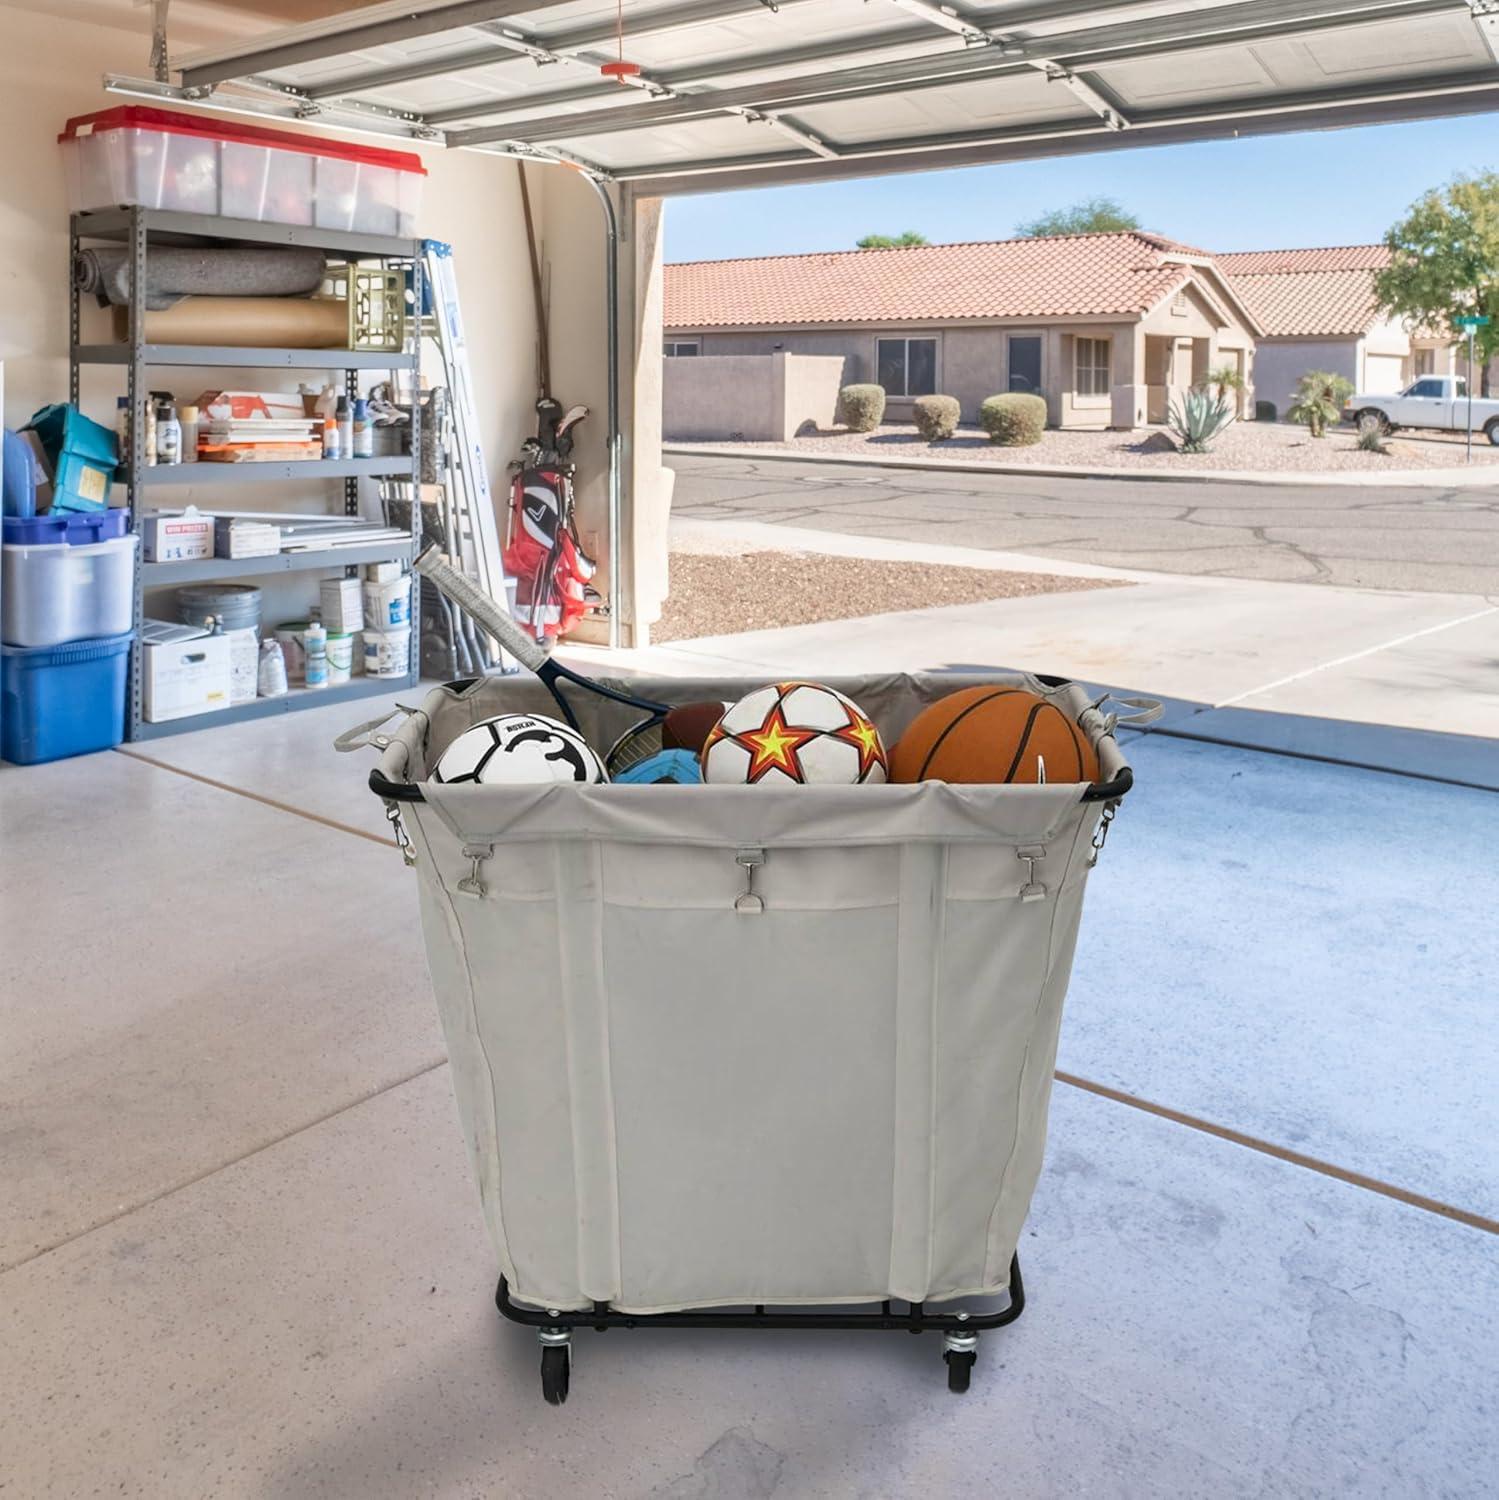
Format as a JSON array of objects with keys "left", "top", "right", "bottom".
[
  {"left": 876, "top": 337, "right": 937, "bottom": 397},
  {"left": 1075, "top": 337, "right": 1111, "bottom": 398},
  {"left": 664, "top": 340, "right": 700, "bottom": 357}
]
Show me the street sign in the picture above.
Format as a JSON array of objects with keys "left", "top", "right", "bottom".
[{"left": 1455, "top": 315, "right": 1491, "bottom": 328}]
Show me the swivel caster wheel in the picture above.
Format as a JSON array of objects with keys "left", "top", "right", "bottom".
[
  {"left": 943, "top": 1330, "right": 978, "bottom": 1394},
  {"left": 539, "top": 1329, "right": 571, "bottom": 1406}
]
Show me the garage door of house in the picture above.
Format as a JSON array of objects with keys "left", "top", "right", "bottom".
[{"left": 1364, "top": 353, "right": 1407, "bottom": 393}]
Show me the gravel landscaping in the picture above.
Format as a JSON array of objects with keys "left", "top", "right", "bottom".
[
  {"left": 670, "top": 419, "right": 1499, "bottom": 474},
  {"left": 653, "top": 550, "right": 1127, "bottom": 643}
]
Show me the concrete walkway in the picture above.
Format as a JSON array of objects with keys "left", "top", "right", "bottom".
[{"left": 3, "top": 690, "right": 1495, "bottom": 1496}]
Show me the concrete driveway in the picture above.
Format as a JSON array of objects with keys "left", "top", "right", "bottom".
[{"left": 669, "top": 453, "right": 1499, "bottom": 595}]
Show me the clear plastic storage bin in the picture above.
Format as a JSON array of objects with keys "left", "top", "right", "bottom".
[
  {"left": 1, "top": 534, "right": 138, "bottom": 648},
  {"left": 60, "top": 107, "right": 426, "bottom": 236}
]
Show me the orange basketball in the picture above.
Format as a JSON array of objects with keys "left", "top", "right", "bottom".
[{"left": 889, "top": 686, "right": 1099, "bottom": 785}]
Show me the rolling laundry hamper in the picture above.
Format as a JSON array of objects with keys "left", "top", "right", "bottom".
[{"left": 351, "top": 669, "right": 1136, "bottom": 1404}]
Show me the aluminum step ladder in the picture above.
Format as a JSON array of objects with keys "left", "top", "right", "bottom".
[{"left": 420, "top": 239, "right": 514, "bottom": 676}]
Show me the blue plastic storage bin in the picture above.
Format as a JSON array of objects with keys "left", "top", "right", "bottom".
[
  {"left": 23, "top": 404, "right": 117, "bottom": 513},
  {"left": 0, "top": 631, "right": 131, "bottom": 764},
  {"left": 2, "top": 511, "right": 129, "bottom": 545}
]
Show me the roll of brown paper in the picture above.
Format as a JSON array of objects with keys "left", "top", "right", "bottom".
[{"left": 112, "top": 298, "right": 349, "bottom": 348}]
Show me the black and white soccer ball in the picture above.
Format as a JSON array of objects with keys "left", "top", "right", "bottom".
[{"left": 431, "top": 712, "right": 606, "bottom": 786}]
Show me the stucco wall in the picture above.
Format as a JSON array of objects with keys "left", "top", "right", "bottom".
[
  {"left": 663, "top": 352, "right": 843, "bottom": 441},
  {"left": 696, "top": 330, "right": 870, "bottom": 383},
  {"left": 1251, "top": 338, "right": 1359, "bottom": 412}
]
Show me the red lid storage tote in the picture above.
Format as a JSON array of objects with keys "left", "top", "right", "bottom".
[{"left": 59, "top": 107, "right": 426, "bottom": 236}]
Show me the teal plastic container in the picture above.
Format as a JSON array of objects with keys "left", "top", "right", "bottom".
[
  {"left": 24, "top": 404, "right": 118, "bottom": 513},
  {"left": 0, "top": 632, "right": 131, "bottom": 763}
]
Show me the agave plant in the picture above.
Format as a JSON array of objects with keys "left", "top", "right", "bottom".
[{"left": 1167, "top": 386, "right": 1234, "bottom": 454}]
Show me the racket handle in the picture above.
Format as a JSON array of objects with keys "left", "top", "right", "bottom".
[{"left": 414, "top": 547, "right": 548, "bottom": 673}]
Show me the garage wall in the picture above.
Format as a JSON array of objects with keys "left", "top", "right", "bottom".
[
  {"left": 0, "top": 2, "right": 539, "bottom": 559},
  {"left": 1251, "top": 338, "right": 1359, "bottom": 413}
]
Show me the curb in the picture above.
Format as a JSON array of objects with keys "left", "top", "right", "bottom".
[{"left": 664, "top": 443, "right": 1499, "bottom": 490}]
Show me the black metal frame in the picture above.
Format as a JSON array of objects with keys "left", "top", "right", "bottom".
[{"left": 496, "top": 1253, "right": 1024, "bottom": 1335}]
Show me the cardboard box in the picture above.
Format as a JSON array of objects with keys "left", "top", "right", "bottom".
[
  {"left": 319, "top": 576, "right": 365, "bottom": 633},
  {"left": 366, "top": 560, "right": 403, "bottom": 584},
  {"left": 143, "top": 633, "right": 232, "bottom": 722},
  {"left": 214, "top": 517, "right": 280, "bottom": 559},
  {"left": 142, "top": 509, "right": 214, "bottom": 562}
]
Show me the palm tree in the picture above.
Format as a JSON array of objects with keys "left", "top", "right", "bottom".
[
  {"left": 1286, "top": 370, "right": 1353, "bottom": 438},
  {"left": 1199, "top": 364, "right": 1246, "bottom": 404}
]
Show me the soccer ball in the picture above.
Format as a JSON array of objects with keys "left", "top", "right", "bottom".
[
  {"left": 700, "top": 682, "right": 888, "bottom": 786},
  {"left": 431, "top": 713, "right": 605, "bottom": 785}
]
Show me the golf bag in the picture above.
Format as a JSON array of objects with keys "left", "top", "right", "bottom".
[{"left": 503, "top": 398, "right": 598, "bottom": 642}]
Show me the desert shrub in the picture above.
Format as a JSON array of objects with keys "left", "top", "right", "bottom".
[
  {"left": 1167, "top": 387, "right": 1234, "bottom": 454},
  {"left": 1357, "top": 425, "right": 1391, "bottom": 454},
  {"left": 838, "top": 383, "right": 886, "bottom": 433},
  {"left": 1287, "top": 370, "right": 1354, "bottom": 438},
  {"left": 913, "top": 394, "right": 960, "bottom": 441},
  {"left": 979, "top": 392, "right": 1046, "bottom": 446}
]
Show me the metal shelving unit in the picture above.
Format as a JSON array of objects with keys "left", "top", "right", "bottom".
[{"left": 70, "top": 206, "right": 422, "bottom": 741}]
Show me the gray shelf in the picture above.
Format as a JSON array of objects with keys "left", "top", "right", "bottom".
[
  {"left": 142, "top": 540, "right": 416, "bottom": 584},
  {"left": 76, "top": 344, "right": 415, "bottom": 370},
  {"left": 73, "top": 207, "right": 419, "bottom": 260},
  {"left": 69, "top": 207, "right": 424, "bottom": 745},
  {"left": 131, "top": 672, "right": 418, "bottom": 740},
  {"left": 135, "top": 457, "right": 413, "bottom": 486}
]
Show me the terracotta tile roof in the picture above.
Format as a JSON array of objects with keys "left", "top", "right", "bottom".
[
  {"left": 1217, "top": 245, "right": 1392, "bottom": 337},
  {"left": 664, "top": 232, "right": 1205, "bottom": 329}
]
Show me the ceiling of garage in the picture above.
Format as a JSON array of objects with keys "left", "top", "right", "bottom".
[{"left": 119, "top": 0, "right": 1499, "bottom": 194}]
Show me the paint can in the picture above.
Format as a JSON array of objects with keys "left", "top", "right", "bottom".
[
  {"left": 362, "top": 626, "right": 410, "bottom": 679},
  {"left": 326, "top": 631, "right": 354, "bottom": 685},
  {"left": 362, "top": 572, "right": 411, "bottom": 630}
]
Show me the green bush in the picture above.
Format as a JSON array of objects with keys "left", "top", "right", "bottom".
[
  {"left": 912, "top": 394, "right": 960, "bottom": 442},
  {"left": 838, "top": 383, "right": 886, "bottom": 433},
  {"left": 979, "top": 393, "right": 1046, "bottom": 446}
]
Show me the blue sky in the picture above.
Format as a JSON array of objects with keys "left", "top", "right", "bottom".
[{"left": 663, "top": 113, "right": 1499, "bottom": 262}]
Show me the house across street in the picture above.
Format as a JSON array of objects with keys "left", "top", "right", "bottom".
[{"left": 663, "top": 233, "right": 1488, "bottom": 441}]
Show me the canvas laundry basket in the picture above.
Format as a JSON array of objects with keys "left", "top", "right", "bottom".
[{"left": 358, "top": 669, "right": 1133, "bottom": 1317}]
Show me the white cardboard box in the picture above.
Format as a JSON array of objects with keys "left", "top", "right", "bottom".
[
  {"left": 319, "top": 576, "right": 365, "bottom": 633},
  {"left": 142, "top": 510, "right": 214, "bottom": 562},
  {"left": 143, "top": 633, "right": 232, "bottom": 722}
]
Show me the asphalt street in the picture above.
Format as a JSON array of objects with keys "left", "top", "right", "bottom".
[{"left": 669, "top": 453, "right": 1499, "bottom": 595}]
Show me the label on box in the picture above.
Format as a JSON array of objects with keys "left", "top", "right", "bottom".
[{"left": 143, "top": 514, "right": 214, "bottom": 561}]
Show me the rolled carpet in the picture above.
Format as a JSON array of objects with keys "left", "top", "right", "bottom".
[{"left": 75, "top": 245, "right": 326, "bottom": 311}]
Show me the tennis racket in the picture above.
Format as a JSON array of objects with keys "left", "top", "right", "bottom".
[{"left": 413, "top": 547, "right": 672, "bottom": 745}]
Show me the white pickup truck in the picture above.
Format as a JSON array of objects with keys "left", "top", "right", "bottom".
[{"left": 1347, "top": 375, "right": 1499, "bottom": 445}]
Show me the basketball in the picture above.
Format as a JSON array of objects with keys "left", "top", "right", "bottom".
[
  {"left": 612, "top": 749, "right": 703, "bottom": 785},
  {"left": 701, "top": 681, "right": 888, "bottom": 786},
  {"left": 661, "top": 700, "right": 730, "bottom": 753},
  {"left": 889, "top": 687, "right": 1099, "bottom": 785},
  {"left": 432, "top": 712, "right": 606, "bottom": 785}
]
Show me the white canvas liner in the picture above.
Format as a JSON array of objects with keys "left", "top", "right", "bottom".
[{"left": 364, "top": 669, "right": 1132, "bottom": 1315}]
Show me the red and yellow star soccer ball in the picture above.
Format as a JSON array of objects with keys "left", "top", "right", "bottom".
[{"left": 700, "top": 681, "right": 888, "bottom": 786}]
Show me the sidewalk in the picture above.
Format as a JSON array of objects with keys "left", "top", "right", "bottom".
[{"left": 666, "top": 441, "right": 1499, "bottom": 489}]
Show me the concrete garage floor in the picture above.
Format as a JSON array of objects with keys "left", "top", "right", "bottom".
[{"left": 3, "top": 692, "right": 1497, "bottom": 1497}]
